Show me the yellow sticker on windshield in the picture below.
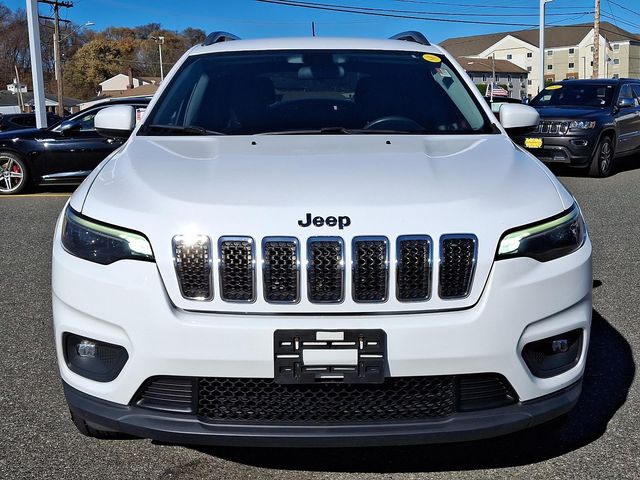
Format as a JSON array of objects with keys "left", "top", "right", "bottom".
[
  {"left": 422, "top": 54, "right": 441, "bottom": 63},
  {"left": 546, "top": 85, "right": 562, "bottom": 90}
]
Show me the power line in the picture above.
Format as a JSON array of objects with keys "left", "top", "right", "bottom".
[
  {"left": 392, "top": 0, "right": 593, "bottom": 10},
  {"left": 256, "top": 0, "right": 590, "bottom": 27},
  {"left": 607, "top": 0, "right": 640, "bottom": 18}
]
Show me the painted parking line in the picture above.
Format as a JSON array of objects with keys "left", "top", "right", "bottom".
[{"left": 0, "top": 193, "right": 71, "bottom": 198}]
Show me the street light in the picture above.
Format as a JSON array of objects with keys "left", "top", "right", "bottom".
[
  {"left": 539, "top": 0, "right": 553, "bottom": 93},
  {"left": 150, "top": 35, "right": 165, "bottom": 82}
]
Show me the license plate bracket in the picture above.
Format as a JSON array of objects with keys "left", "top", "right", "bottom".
[{"left": 274, "top": 329, "right": 386, "bottom": 384}]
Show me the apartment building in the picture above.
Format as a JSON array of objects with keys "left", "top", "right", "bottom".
[
  {"left": 456, "top": 56, "right": 528, "bottom": 99},
  {"left": 441, "top": 22, "right": 640, "bottom": 99}
]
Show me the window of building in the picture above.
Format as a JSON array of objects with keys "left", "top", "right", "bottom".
[
  {"left": 613, "top": 74, "right": 620, "bottom": 79},
  {"left": 527, "top": 79, "right": 532, "bottom": 85},
  {"left": 547, "top": 50, "right": 553, "bottom": 56},
  {"left": 613, "top": 44, "right": 620, "bottom": 50},
  {"left": 613, "top": 59, "right": 620, "bottom": 65},
  {"left": 482, "top": 74, "right": 487, "bottom": 82},
  {"left": 506, "top": 54, "right": 512, "bottom": 60},
  {"left": 527, "top": 52, "right": 533, "bottom": 58},
  {"left": 569, "top": 62, "right": 575, "bottom": 69},
  {"left": 590, "top": 61, "right": 594, "bottom": 66},
  {"left": 547, "top": 64, "right": 553, "bottom": 70},
  {"left": 569, "top": 48, "right": 575, "bottom": 54},
  {"left": 591, "top": 46, "right": 594, "bottom": 52},
  {"left": 507, "top": 74, "right": 512, "bottom": 82},
  {"left": 527, "top": 66, "right": 532, "bottom": 72}
]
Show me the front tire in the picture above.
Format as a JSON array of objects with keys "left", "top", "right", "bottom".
[
  {"left": 0, "top": 152, "right": 29, "bottom": 194},
  {"left": 587, "top": 136, "right": 614, "bottom": 178}
]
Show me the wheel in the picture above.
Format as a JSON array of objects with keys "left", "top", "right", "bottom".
[
  {"left": 0, "top": 152, "right": 29, "bottom": 194},
  {"left": 588, "top": 136, "right": 614, "bottom": 178},
  {"left": 70, "top": 409, "right": 133, "bottom": 440}
]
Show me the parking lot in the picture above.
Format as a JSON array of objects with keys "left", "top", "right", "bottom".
[{"left": 1, "top": 159, "right": 638, "bottom": 480}]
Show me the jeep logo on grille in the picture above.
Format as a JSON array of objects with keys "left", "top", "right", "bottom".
[{"left": 298, "top": 213, "right": 351, "bottom": 229}]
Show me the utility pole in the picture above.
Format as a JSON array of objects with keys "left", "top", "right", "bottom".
[
  {"left": 26, "top": 0, "right": 47, "bottom": 128},
  {"left": 39, "top": 0, "right": 73, "bottom": 117},
  {"left": 14, "top": 66, "right": 25, "bottom": 112},
  {"left": 539, "top": 0, "right": 553, "bottom": 92},
  {"left": 150, "top": 35, "right": 165, "bottom": 82},
  {"left": 593, "top": 0, "right": 600, "bottom": 78}
]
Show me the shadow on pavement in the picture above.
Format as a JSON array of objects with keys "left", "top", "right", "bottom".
[
  {"left": 550, "top": 153, "right": 640, "bottom": 178},
  {"left": 194, "top": 307, "right": 634, "bottom": 473}
]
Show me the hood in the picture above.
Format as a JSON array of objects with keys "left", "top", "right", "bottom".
[
  {"left": 79, "top": 134, "right": 573, "bottom": 314},
  {"left": 533, "top": 106, "right": 608, "bottom": 120}
]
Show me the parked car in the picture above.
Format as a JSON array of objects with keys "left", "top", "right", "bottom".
[
  {"left": 0, "top": 112, "right": 61, "bottom": 132},
  {"left": 512, "top": 78, "right": 640, "bottom": 177},
  {"left": 0, "top": 97, "right": 150, "bottom": 194},
  {"left": 53, "top": 32, "right": 591, "bottom": 447}
]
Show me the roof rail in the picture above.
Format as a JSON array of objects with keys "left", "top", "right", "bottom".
[
  {"left": 202, "top": 31, "right": 241, "bottom": 46},
  {"left": 389, "top": 31, "right": 431, "bottom": 46}
]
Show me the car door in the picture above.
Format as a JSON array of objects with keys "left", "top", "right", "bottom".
[
  {"left": 614, "top": 84, "right": 640, "bottom": 154},
  {"left": 41, "top": 106, "right": 127, "bottom": 180}
]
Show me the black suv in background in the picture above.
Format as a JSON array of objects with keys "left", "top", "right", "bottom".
[{"left": 513, "top": 78, "right": 640, "bottom": 177}]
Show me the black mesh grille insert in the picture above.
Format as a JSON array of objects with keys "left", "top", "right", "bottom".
[
  {"left": 352, "top": 237, "right": 388, "bottom": 302},
  {"left": 191, "top": 374, "right": 517, "bottom": 424},
  {"left": 263, "top": 238, "right": 299, "bottom": 303},
  {"left": 173, "top": 235, "right": 212, "bottom": 300},
  {"left": 439, "top": 235, "right": 477, "bottom": 299},
  {"left": 307, "top": 238, "right": 344, "bottom": 303},
  {"left": 219, "top": 237, "right": 255, "bottom": 302},
  {"left": 397, "top": 236, "right": 431, "bottom": 301},
  {"left": 135, "top": 377, "right": 195, "bottom": 413}
]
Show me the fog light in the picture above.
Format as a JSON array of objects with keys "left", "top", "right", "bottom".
[
  {"left": 63, "top": 333, "right": 128, "bottom": 382},
  {"left": 522, "top": 329, "right": 583, "bottom": 378},
  {"left": 77, "top": 340, "right": 97, "bottom": 358}
]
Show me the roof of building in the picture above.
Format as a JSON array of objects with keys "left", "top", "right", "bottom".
[
  {"left": 457, "top": 56, "right": 528, "bottom": 74},
  {"left": 441, "top": 22, "right": 640, "bottom": 57},
  {"left": 0, "top": 90, "right": 83, "bottom": 107},
  {"left": 100, "top": 83, "right": 159, "bottom": 99}
]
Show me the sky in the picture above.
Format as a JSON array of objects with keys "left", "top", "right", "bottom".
[{"left": 5, "top": 0, "right": 640, "bottom": 44}]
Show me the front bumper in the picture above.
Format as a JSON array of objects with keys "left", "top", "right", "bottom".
[
  {"left": 65, "top": 379, "right": 582, "bottom": 447},
  {"left": 514, "top": 133, "right": 599, "bottom": 166},
  {"left": 52, "top": 224, "right": 592, "bottom": 445}
]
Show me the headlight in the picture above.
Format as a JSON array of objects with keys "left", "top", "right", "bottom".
[
  {"left": 61, "top": 207, "right": 154, "bottom": 265},
  {"left": 497, "top": 204, "right": 586, "bottom": 262},
  {"left": 569, "top": 120, "right": 596, "bottom": 130}
]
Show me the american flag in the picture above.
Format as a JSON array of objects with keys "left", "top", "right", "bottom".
[{"left": 486, "top": 82, "right": 509, "bottom": 98}]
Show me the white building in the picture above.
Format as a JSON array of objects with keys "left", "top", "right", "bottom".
[{"left": 99, "top": 74, "right": 160, "bottom": 94}]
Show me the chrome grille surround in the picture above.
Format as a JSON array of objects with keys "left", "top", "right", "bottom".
[
  {"left": 172, "top": 234, "right": 213, "bottom": 301},
  {"left": 396, "top": 235, "right": 432, "bottom": 302},
  {"left": 439, "top": 234, "right": 478, "bottom": 300},
  {"left": 218, "top": 236, "right": 256, "bottom": 303},
  {"left": 307, "top": 237, "right": 345, "bottom": 304},
  {"left": 535, "top": 120, "right": 569, "bottom": 135},
  {"left": 352, "top": 236, "right": 389, "bottom": 303},
  {"left": 262, "top": 237, "right": 300, "bottom": 304}
]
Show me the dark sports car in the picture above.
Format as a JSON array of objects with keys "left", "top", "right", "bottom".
[
  {"left": 0, "top": 113, "right": 61, "bottom": 132},
  {"left": 0, "top": 97, "right": 150, "bottom": 194}
]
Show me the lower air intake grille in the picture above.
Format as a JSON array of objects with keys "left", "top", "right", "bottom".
[
  {"left": 352, "top": 237, "right": 388, "bottom": 302},
  {"left": 307, "top": 238, "right": 344, "bottom": 303},
  {"left": 397, "top": 236, "right": 432, "bottom": 301},
  {"left": 173, "top": 235, "right": 212, "bottom": 300},
  {"left": 262, "top": 238, "right": 299, "bottom": 303},
  {"left": 135, "top": 377, "right": 196, "bottom": 413},
  {"left": 191, "top": 374, "right": 516, "bottom": 424},
  {"left": 218, "top": 237, "right": 255, "bottom": 302},
  {"left": 439, "top": 235, "right": 477, "bottom": 299}
]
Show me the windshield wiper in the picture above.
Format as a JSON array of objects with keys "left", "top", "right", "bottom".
[
  {"left": 143, "top": 124, "right": 225, "bottom": 136},
  {"left": 258, "top": 127, "right": 422, "bottom": 135}
]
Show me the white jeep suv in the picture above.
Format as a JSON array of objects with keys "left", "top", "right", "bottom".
[{"left": 52, "top": 32, "right": 592, "bottom": 447}]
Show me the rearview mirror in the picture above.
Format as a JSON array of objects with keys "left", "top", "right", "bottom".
[
  {"left": 499, "top": 103, "right": 539, "bottom": 134},
  {"left": 617, "top": 97, "right": 636, "bottom": 109},
  {"left": 95, "top": 105, "right": 136, "bottom": 139},
  {"left": 59, "top": 120, "right": 81, "bottom": 135}
]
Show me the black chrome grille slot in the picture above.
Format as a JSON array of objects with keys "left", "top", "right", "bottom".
[
  {"left": 218, "top": 236, "right": 255, "bottom": 302},
  {"left": 135, "top": 376, "right": 196, "bottom": 413},
  {"left": 352, "top": 237, "right": 389, "bottom": 303},
  {"left": 397, "top": 235, "right": 432, "bottom": 302},
  {"left": 263, "top": 237, "right": 300, "bottom": 303},
  {"left": 307, "top": 237, "right": 345, "bottom": 303},
  {"left": 173, "top": 235, "right": 212, "bottom": 300},
  {"left": 439, "top": 235, "right": 477, "bottom": 299}
]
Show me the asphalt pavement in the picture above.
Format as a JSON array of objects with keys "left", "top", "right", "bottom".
[{"left": 1, "top": 159, "right": 638, "bottom": 480}]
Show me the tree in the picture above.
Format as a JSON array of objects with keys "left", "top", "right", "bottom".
[{"left": 64, "top": 38, "right": 125, "bottom": 99}]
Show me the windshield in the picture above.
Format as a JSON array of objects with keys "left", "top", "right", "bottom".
[
  {"left": 530, "top": 84, "right": 615, "bottom": 108},
  {"left": 141, "top": 50, "right": 495, "bottom": 135}
]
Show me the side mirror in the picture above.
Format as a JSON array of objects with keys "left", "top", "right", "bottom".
[
  {"left": 95, "top": 105, "right": 136, "bottom": 139},
  {"left": 617, "top": 97, "right": 636, "bottom": 109},
  {"left": 59, "top": 120, "right": 81, "bottom": 135},
  {"left": 499, "top": 103, "right": 539, "bottom": 134}
]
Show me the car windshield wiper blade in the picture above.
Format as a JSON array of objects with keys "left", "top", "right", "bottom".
[
  {"left": 143, "top": 124, "right": 225, "bottom": 136},
  {"left": 258, "top": 127, "right": 423, "bottom": 135}
]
